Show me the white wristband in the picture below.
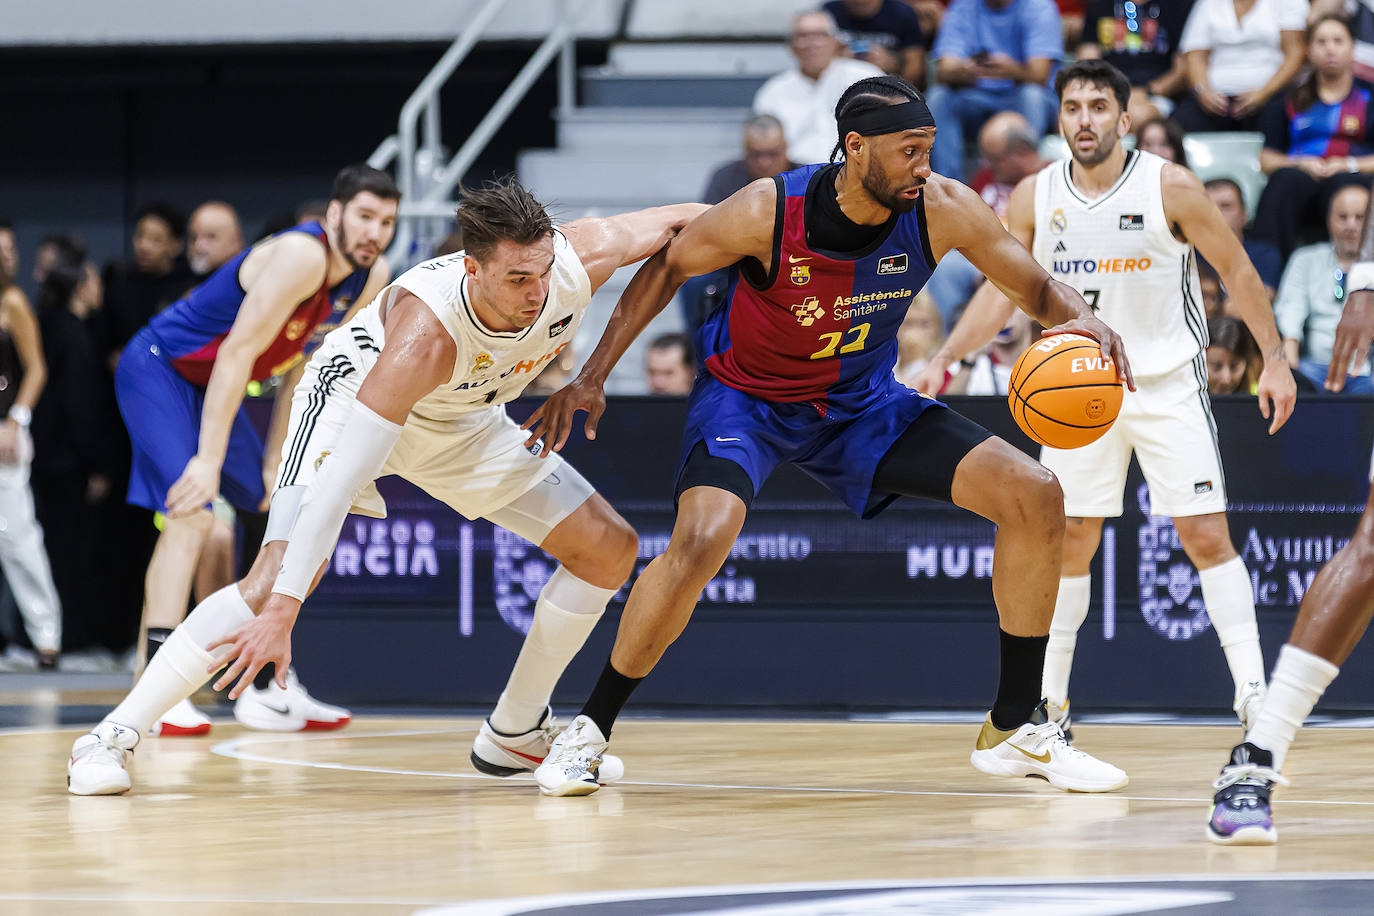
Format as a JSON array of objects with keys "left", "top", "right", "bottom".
[
  {"left": 7, "top": 405, "right": 30, "bottom": 427},
  {"left": 272, "top": 401, "right": 403, "bottom": 600},
  {"left": 1348, "top": 262, "right": 1374, "bottom": 293}
]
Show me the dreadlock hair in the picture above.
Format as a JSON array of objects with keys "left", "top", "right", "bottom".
[{"left": 831, "top": 75, "right": 924, "bottom": 163}]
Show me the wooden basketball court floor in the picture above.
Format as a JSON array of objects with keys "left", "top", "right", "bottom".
[{"left": 4, "top": 685, "right": 1374, "bottom": 915}]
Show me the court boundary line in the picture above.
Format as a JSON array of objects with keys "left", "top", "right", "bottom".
[{"left": 206, "top": 727, "right": 1374, "bottom": 808}]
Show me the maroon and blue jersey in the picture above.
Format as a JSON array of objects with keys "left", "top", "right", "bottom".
[
  {"left": 147, "top": 222, "right": 371, "bottom": 386},
  {"left": 1263, "top": 81, "right": 1374, "bottom": 159},
  {"left": 698, "top": 163, "right": 936, "bottom": 418}
]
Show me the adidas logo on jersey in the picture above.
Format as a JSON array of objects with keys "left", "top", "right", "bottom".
[{"left": 1054, "top": 241, "right": 1067, "bottom": 253}]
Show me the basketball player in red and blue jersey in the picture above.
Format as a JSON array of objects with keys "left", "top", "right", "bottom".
[
  {"left": 115, "top": 164, "right": 397, "bottom": 735},
  {"left": 525, "top": 75, "right": 1136, "bottom": 797}
]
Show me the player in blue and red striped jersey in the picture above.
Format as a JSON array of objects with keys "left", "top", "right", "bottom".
[
  {"left": 116, "top": 164, "right": 397, "bottom": 735},
  {"left": 526, "top": 75, "right": 1137, "bottom": 797}
]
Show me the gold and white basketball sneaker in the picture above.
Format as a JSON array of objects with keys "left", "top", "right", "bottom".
[
  {"left": 1041, "top": 697, "right": 1074, "bottom": 743},
  {"left": 534, "top": 714, "right": 608, "bottom": 797},
  {"left": 68, "top": 721, "right": 140, "bottom": 796},
  {"left": 471, "top": 708, "right": 623, "bottom": 783},
  {"left": 970, "top": 709, "right": 1128, "bottom": 792}
]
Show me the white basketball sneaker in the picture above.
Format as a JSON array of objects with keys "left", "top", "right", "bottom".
[
  {"left": 149, "top": 698, "right": 212, "bottom": 737},
  {"left": 472, "top": 709, "right": 623, "bottom": 783},
  {"left": 68, "top": 721, "right": 140, "bottom": 796},
  {"left": 970, "top": 709, "right": 1128, "bottom": 792},
  {"left": 1041, "top": 698, "right": 1074, "bottom": 743},
  {"left": 233, "top": 668, "right": 351, "bottom": 732},
  {"left": 1234, "top": 680, "right": 1267, "bottom": 733},
  {"left": 534, "top": 714, "right": 609, "bottom": 797}
]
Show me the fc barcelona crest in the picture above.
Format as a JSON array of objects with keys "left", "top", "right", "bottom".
[
  {"left": 284, "top": 318, "right": 308, "bottom": 341},
  {"left": 1343, "top": 114, "right": 1362, "bottom": 136},
  {"left": 790, "top": 264, "right": 811, "bottom": 286}
]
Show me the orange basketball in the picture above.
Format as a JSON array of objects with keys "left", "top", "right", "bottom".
[{"left": 1007, "top": 333, "right": 1123, "bottom": 449}]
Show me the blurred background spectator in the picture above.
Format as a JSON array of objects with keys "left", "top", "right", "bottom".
[
  {"left": 703, "top": 114, "right": 796, "bottom": 206},
  {"left": 1199, "top": 259, "right": 1228, "bottom": 318},
  {"left": 644, "top": 332, "right": 697, "bottom": 396},
  {"left": 824, "top": 0, "right": 928, "bottom": 86},
  {"left": 910, "top": 0, "right": 950, "bottom": 37},
  {"left": 1253, "top": 15, "right": 1374, "bottom": 261},
  {"left": 927, "top": 0, "right": 1063, "bottom": 183},
  {"left": 1135, "top": 115, "right": 1190, "bottom": 166},
  {"left": 100, "top": 202, "right": 192, "bottom": 365},
  {"left": 1176, "top": 0, "right": 1306, "bottom": 132},
  {"left": 1206, "top": 314, "right": 1262, "bottom": 393},
  {"left": 0, "top": 221, "right": 62, "bottom": 668},
  {"left": 1078, "top": 1, "right": 1193, "bottom": 120},
  {"left": 31, "top": 237, "right": 118, "bottom": 656},
  {"left": 1310, "top": 2, "right": 1374, "bottom": 83},
  {"left": 187, "top": 201, "right": 245, "bottom": 280},
  {"left": 943, "top": 310, "right": 1036, "bottom": 394},
  {"left": 1203, "top": 177, "right": 1283, "bottom": 300},
  {"left": 753, "top": 10, "right": 884, "bottom": 165},
  {"left": 1275, "top": 183, "right": 1374, "bottom": 391},
  {"left": 927, "top": 111, "right": 1048, "bottom": 324},
  {"left": 894, "top": 292, "right": 946, "bottom": 387}
]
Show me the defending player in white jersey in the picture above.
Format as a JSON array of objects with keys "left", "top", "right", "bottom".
[
  {"left": 67, "top": 178, "right": 706, "bottom": 795},
  {"left": 915, "top": 60, "right": 1297, "bottom": 758}
]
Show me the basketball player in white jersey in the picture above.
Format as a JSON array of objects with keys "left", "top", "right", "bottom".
[
  {"left": 67, "top": 178, "right": 707, "bottom": 795},
  {"left": 915, "top": 60, "right": 1296, "bottom": 756}
]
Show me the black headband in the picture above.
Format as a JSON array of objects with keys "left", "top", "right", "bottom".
[{"left": 837, "top": 99, "right": 935, "bottom": 140}]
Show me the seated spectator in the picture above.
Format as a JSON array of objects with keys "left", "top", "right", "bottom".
[
  {"left": 1310, "top": 2, "right": 1374, "bottom": 82},
  {"left": 187, "top": 201, "right": 244, "bottom": 280},
  {"left": 944, "top": 310, "right": 1037, "bottom": 394},
  {"left": 1199, "top": 257, "right": 1227, "bottom": 318},
  {"left": 644, "top": 332, "right": 697, "bottom": 396},
  {"left": 1078, "top": 1, "right": 1193, "bottom": 117},
  {"left": 703, "top": 114, "right": 797, "bottom": 205},
  {"left": 1253, "top": 16, "right": 1374, "bottom": 261},
  {"left": 100, "top": 201, "right": 192, "bottom": 362},
  {"left": 1175, "top": 0, "right": 1306, "bottom": 132},
  {"left": 1206, "top": 315, "right": 1261, "bottom": 393},
  {"left": 909, "top": 1, "right": 949, "bottom": 39},
  {"left": 1274, "top": 183, "right": 1374, "bottom": 391},
  {"left": 927, "top": 0, "right": 1064, "bottom": 183},
  {"left": 926, "top": 112, "right": 1049, "bottom": 322},
  {"left": 894, "top": 292, "right": 945, "bottom": 386},
  {"left": 1135, "top": 115, "right": 1190, "bottom": 167},
  {"left": 753, "top": 11, "right": 885, "bottom": 165},
  {"left": 1203, "top": 178, "right": 1283, "bottom": 299},
  {"left": 824, "top": 0, "right": 928, "bottom": 87}
]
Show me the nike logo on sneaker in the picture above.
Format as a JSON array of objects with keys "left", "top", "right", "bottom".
[
  {"left": 262, "top": 702, "right": 292, "bottom": 715},
  {"left": 494, "top": 742, "right": 546, "bottom": 765},
  {"left": 715, "top": 436, "right": 741, "bottom": 442},
  {"left": 1009, "top": 743, "right": 1052, "bottom": 763}
]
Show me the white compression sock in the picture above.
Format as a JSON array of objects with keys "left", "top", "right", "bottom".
[
  {"left": 1199, "top": 556, "right": 1266, "bottom": 694},
  {"left": 1246, "top": 644, "right": 1340, "bottom": 771},
  {"left": 1041, "top": 574, "right": 1091, "bottom": 706},
  {"left": 105, "top": 584, "right": 254, "bottom": 734},
  {"left": 488, "top": 567, "right": 618, "bottom": 735}
]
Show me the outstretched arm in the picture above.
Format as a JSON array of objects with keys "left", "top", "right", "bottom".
[
  {"left": 524, "top": 181, "right": 775, "bottom": 453},
  {"left": 1165, "top": 163, "right": 1295, "bottom": 432},
  {"left": 562, "top": 203, "right": 710, "bottom": 294},
  {"left": 924, "top": 176, "right": 1135, "bottom": 388},
  {"left": 208, "top": 290, "right": 455, "bottom": 696},
  {"left": 166, "top": 233, "right": 327, "bottom": 517}
]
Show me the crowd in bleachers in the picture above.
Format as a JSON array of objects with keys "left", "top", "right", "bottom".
[{"left": 4, "top": 0, "right": 1374, "bottom": 664}]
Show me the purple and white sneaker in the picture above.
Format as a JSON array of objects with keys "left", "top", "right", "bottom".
[{"left": 1207, "top": 742, "right": 1288, "bottom": 846}]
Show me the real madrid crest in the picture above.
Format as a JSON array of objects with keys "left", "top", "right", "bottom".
[
  {"left": 473, "top": 352, "right": 494, "bottom": 372},
  {"left": 790, "top": 264, "right": 811, "bottom": 286},
  {"left": 1049, "top": 208, "right": 1067, "bottom": 235}
]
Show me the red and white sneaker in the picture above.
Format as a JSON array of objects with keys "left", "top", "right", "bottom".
[
  {"left": 68, "top": 721, "right": 139, "bottom": 795},
  {"left": 472, "top": 709, "right": 623, "bottom": 784},
  {"left": 150, "top": 698, "right": 212, "bottom": 737},
  {"left": 233, "top": 668, "right": 350, "bottom": 732}
]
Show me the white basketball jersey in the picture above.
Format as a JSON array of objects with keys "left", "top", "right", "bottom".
[
  {"left": 1032, "top": 150, "right": 1205, "bottom": 378},
  {"left": 349, "top": 229, "right": 589, "bottom": 421}
]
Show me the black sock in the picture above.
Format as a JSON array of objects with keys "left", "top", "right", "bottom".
[
  {"left": 578, "top": 658, "right": 644, "bottom": 738},
  {"left": 253, "top": 664, "right": 276, "bottom": 691},
  {"left": 991, "top": 629, "right": 1049, "bottom": 731},
  {"left": 145, "top": 627, "right": 173, "bottom": 664}
]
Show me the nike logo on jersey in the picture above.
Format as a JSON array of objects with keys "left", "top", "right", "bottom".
[
  {"left": 715, "top": 437, "right": 742, "bottom": 442},
  {"left": 788, "top": 255, "right": 812, "bottom": 263}
]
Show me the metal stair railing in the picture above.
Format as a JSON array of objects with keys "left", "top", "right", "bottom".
[{"left": 367, "top": 0, "right": 586, "bottom": 263}]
